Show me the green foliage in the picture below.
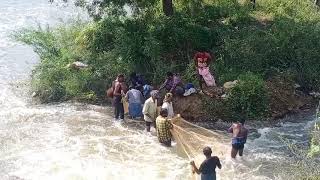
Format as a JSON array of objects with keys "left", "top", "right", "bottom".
[
  {"left": 227, "top": 73, "right": 269, "bottom": 120},
  {"left": 15, "top": 0, "right": 320, "bottom": 109}
]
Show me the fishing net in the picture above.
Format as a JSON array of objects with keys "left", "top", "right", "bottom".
[{"left": 171, "top": 117, "right": 229, "bottom": 179}]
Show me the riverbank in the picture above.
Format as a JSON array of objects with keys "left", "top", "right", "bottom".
[
  {"left": 172, "top": 76, "right": 317, "bottom": 121},
  {"left": 16, "top": 0, "right": 320, "bottom": 133}
]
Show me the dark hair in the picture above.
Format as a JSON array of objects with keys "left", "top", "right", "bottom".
[
  {"left": 239, "top": 119, "right": 246, "bottom": 125},
  {"left": 167, "top": 72, "right": 173, "bottom": 77},
  {"left": 203, "top": 146, "right": 212, "bottom": 156},
  {"left": 118, "top": 74, "right": 124, "bottom": 78},
  {"left": 160, "top": 108, "right": 168, "bottom": 117},
  {"left": 130, "top": 72, "right": 137, "bottom": 78}
]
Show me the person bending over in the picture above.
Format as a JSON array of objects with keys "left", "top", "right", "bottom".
[{"left": 156, "top": 108, "right": 173, "bottom": 147}]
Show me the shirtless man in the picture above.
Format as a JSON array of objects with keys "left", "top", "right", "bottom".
[{"left": 228, "top": 119, "right": 249, "bottom": 158}]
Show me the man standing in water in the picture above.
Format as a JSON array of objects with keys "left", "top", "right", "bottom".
[
  {"left": 228, "top": 119, "right": 249, "bottom": 158},
  {"left": 190, "top": 147, "right": 222, "bottom": 180},
  {"left": 143, "top": 90, "right": 159, "bottom": 132},
  {"left": 113, "top": 74, "right": 127, "bottom": 122},
  {"left": 156, "top": 108, "right": 173, "bottom": 146}
]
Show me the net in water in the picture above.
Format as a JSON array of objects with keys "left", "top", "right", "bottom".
[{"left": 171, "top": 117, "right": 229, "bottom": 179}]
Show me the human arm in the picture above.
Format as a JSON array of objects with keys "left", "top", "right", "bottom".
[
  {"left": 190, "top": 161, "right": 201, "bottom": 175},
  {"left": 216, "top": 157, "right": 222, "bottom": 169},
  {"left": 159, "top": 79, "right": 168, "bottom": 91},
  {"left": 228, "top": 125, "right": 234, "bottom": 133}
]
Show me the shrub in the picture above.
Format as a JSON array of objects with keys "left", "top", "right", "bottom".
[{"left": 227, "top": 72, "right": 269, "bottom": 120}]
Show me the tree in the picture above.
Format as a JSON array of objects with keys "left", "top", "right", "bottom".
[{"left": 162, "top": 0, "right": 173, "bottom": 16}]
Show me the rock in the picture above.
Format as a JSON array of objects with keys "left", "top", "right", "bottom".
[
  {"left": 223, "top": 80, "right": 238, "bottom": 90},
  {"left": 248, "top": 129, "right": 261, "bottom": 140},
  {"left": 66, "top": 61, "right": 88, "bottom": 70},
  {"left": 294, "top": 83, "right": 301, "bottom": 89},
  {"left": 221, "top": 94, "right": 227, "bottom": 99},
  {"left": 310, "top": 91, "right": 320, "bottom": 98},
  {"left": 31, "top": 92, "right": 38, "bottom": 97}
]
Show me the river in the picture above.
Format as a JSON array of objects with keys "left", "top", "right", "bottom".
[{"left": 0, "top": 0, "right": 317, "bottom": 179}]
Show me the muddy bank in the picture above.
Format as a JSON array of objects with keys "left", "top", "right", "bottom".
[{"left": 172, "top": 77, "right": 317, "bottom": 125}]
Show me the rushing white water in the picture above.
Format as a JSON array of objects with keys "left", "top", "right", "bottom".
[{"left": 0, "top": 1, "right": 316, "bottom": 179}]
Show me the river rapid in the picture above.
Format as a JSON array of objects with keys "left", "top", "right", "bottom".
[{"left": 0, "top": 1, "right": 316, "bottom": 179}]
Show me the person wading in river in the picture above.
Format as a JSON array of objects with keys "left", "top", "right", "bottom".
[
  {"left": 228, "top": 119, "right": 249, "bottom": 158},
  {"left": 190, "top": 146, "right": 222, "bottom": 180},
  {"left": 156, "top": 108, "right": 173, "bottom": 147},
  {"left": 161, "top": 93, "right": 174, "bottom": 119},
  {"left": 125, "top": 85, "right": 144, "bottom": 119},
  {"left": 143, "top": 90, "right": 159, "bottom": 132},
  {"left": 113, "top": 74, "right": 127, "bottom": 122}
]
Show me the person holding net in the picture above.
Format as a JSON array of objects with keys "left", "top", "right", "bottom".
[
  {"left": 190, "top": 147, "right": 222, "bottom": 180},
  {"left": 156, "top": 108, "right": 174, "bottom": 147},
  {"left": 162, "top": 93, "right": 174, "bottom": 119},
  {"left": 143, "top": 90, "right": 159, "bottom": 132},
  {"left": 228, "top": 119, "right": 249, "bottom": 158}
]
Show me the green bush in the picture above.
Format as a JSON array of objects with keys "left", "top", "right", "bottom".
[
  {"left": 15, "top": 0, "right": 320, "bottom": 107},
  {"left": 227, "top": 73, "right": 269, "bottom": 120}
]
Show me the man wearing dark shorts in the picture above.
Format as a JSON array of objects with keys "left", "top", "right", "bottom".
[
  {"left": 228, "top": 119, "right": 249, "bottom": 158},
  {"left": 190, "top": 147, "right": 222, "bottom": 180}
]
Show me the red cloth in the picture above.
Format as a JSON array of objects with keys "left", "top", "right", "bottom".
[{"left": 194, "top": 52, "right": 214, "bottom": 65}]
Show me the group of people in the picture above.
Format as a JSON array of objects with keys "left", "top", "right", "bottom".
[
  {"left": 107, "top": 73, "right": 176, "bottom": 145},
  {"left": 107, "top": 51, "right": 248, "bottom": 179}
]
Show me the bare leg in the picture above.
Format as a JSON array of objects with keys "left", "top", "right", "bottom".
[
  {"left": 146, "top": 121, "right": 151, "bottom": 132},
  {"left": 239, "top": 148, "right": 244, "bottom": 156},
  {"left": 231, "top": 147, "right": 238, "bottom": 158}
]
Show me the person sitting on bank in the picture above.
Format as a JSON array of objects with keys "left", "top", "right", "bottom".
[
  {"left": 125, "top": 85, "right": 144, "bottom": 119},
  {"left": 159, "top": 72, "right": 185, "bottom": 96},
  {"left": 190, "top": 147, "right": 222, "bottom": 180},
  {"left": 228, "top": 119, "right": 249, "bottom": 158},
  {"left": 129, "top": 72, "right": 145, "bottom": 90},
  {"left": 162, "top": 93, "right": 174, "bottom": 119},
  {"left": 143, "top": 90, "right": 159, "bottom": 132},
  {"left": 156, "top": 108, "right": 173, "bottom": 147}
]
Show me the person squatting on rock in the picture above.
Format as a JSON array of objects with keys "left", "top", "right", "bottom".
[
  {"left": 159, "top": 72, "right": 185, "bottom": 96},
  {"left": 194, "top": 52, "right": 216, "bottom": 88}
]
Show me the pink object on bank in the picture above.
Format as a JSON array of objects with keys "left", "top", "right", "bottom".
[{"left": 198, "top": 67, "right": 216, "bottom": 87}]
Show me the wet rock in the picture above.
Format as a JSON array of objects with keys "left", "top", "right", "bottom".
[{"left": 248, "top": 129, "right": 261, "bottom": 140}]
